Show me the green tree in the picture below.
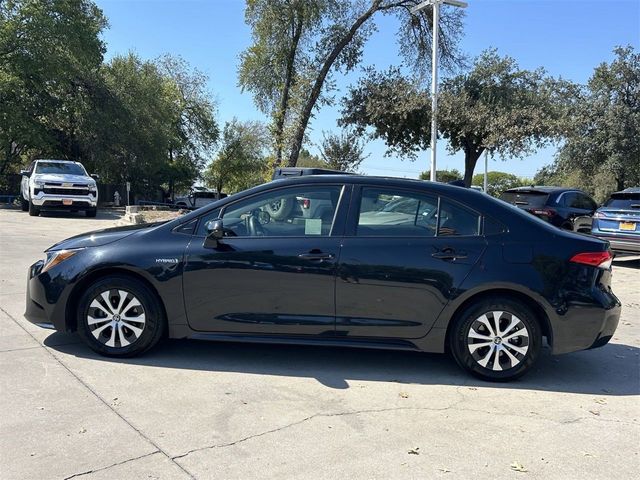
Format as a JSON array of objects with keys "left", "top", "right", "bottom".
[
  {"left": 419, "top": 168, "right": 462, "bottom": 183},
  {"left": 319, "top": 129, "right": 368, "bottom": 172},
  {"left": 341, "top": 50, "right": 567, "bottom": 186},
  {"left": 471, "top": 171, "right": 527, "bottom": 197},
  {"left": 240, "top": 0, "right": 464, "bottom": 169},
  {"left": 0, "top": 0, "right": 107, "bottom": 173},
  {"left": 203, "top": 119, "right": 269, "bottom": 195}
]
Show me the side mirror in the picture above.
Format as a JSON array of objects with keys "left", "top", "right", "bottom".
[
  {"left": 20, "top": 169, "right": 30, "bottom": 177},
  {"left": 204, "top": 219, "right": 224, "bottom": 248},
  {"left": 91, "top": 174, "right": 100, "bottom": 181}
]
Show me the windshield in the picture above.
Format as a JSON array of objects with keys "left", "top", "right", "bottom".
[
  {"left": 35, "top": 161, "right": 86, "bottom": 176},
  {"left": 604, "top": 193, "right": 640, "bottom": 209},
  {"left": 499, "top": 191, "right": 549, "bottom": 208}
]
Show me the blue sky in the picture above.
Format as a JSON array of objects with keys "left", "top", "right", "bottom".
[{"left": 95, "top": 0, "right": 639, "bottom": 179}]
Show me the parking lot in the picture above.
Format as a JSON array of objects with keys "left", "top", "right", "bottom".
[{"left": 0, "top": 207, "right": 638, "bottom": 480}]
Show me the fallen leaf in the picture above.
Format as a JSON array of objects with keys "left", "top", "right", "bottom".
[
  {"left": 582, "top": 452, "right": 595, "bottom": 457},
  {"left": 438, "top": 467, "right": 451, "bottom": 473},
  {"left": 399, "top": 392, "right": 409, "bottom": 398},
  {"left": 588, "top": 410, "right": 600, "bottom": 416},
  {"left": 510, "top": 461, "right": 528, "bottom": 472},
  {"left": 408, "top": 448, "right": 420, "bottom": 455},
  {"left": 594, "top": 398, "right": 607, "bottom": 405}
]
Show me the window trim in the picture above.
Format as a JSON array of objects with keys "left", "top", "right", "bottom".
[
  {"left": 348, "top": 185, "right": 485, "bottom": 239},
  {"left": 193, "top": 183, "right": 348, "bottom": 239}
]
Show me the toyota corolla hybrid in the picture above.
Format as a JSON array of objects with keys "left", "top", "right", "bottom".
[{"left": 25, "top": 174, "right": 621, "bottom": 381}]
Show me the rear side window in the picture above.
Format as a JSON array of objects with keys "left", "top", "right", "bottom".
[
  {"left": 438, "top": 200, "right": 481, "bottom": 236},
  {"left": 357, "top": 188, "right": 438, "bottom": 237},
  {"left": 500, "top": 191, "right": 549, "bottom": 208}
]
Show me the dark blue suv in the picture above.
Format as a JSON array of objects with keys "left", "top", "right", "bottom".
[
  {"left": 592, "top": 187, "right": 640, "bottom": 255},
  {"left": 500, "top": 186, "right": 598, "bottom": 232}
]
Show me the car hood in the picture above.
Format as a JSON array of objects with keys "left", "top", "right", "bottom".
[
  {"left": 33, "top": 173, "right": 94, "bottom": 185},
  {"left": 46, "top": 223, "right": 163, "bottom": 252}
]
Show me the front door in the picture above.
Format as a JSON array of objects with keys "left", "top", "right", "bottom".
[
  {"left": 336, "top": 186, "right": 487, "bottom": 339},
  {"left": 183, "top": 184, "right": 347, "bottom": 335}
]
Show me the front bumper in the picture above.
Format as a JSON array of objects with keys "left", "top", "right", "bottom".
[
  {"left": 31, "top": 192, "right": 97, "bottom": 209},
  {"left": 24, "top": 260, "right": 70, "bottom": 332}
]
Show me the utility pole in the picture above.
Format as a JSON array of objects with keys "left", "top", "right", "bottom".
[{"left": 411, "top": 0, "right": 468, "bottom": 182}]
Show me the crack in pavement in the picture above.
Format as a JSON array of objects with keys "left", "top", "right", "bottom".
[
  {"left": 63, "top": 451, "right": 161, "bottom": 480},
  {"left": 0, "top": 306, "right": 197, "bottom": 480}
]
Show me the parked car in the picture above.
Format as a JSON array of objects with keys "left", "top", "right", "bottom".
[
  {"left": 20, "top": 159, "right": 98, "bottom": 217},
  {"left": 591, "top": 187, "right": 640, "bottom": 256},
  {"left": 174, "top": 188, "right": 226, "bottom": 210},
  {"left": 499, "top": 186, "right": 597, "bottom": 232},
  {"left": 25, "top": 174, "right": 620, "bottom": 381}
]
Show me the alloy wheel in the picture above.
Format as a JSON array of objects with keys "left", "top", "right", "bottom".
[
  {"left": 467, "top": 311, "right": 530, "bottom": 371},
  {"left": 87, "top": 289, "right": 146, "bottom": 348}
]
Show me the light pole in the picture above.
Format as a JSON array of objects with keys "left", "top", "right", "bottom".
[{"left": 411, "top": 0, "right": 468, "bottom": 182}]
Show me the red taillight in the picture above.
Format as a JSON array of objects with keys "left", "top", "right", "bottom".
[
  {"left": 570, "top": 251, "right": 613, "bottom": 269},
  {"left": 530, "top": 208, "right": 556, "bottom": 217}
]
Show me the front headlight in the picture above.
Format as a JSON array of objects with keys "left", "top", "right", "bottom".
[
  {"left": 33, "top": 180, "right": 45, "bottom": 188},
  {"left": 89, "top": 182, "right": 97, "bottom": 191},
  {"left": 42, "top": 249, "right": 82, "bottom": 273}
]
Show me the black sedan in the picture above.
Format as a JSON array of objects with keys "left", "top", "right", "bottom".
[{"left": 25, "top": 175, "right": 621, "bottom": 381}]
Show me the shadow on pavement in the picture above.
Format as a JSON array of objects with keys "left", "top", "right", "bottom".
[
  {"left": 46, "top": 333, "right": 639, "bottom": 395},
  {"left": 37, "top": 209, "right": 123, "bottom": 221}
]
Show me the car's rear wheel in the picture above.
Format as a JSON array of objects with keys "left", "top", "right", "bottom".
[
  {"left": 77, "top": 276, "right": 165, "bottom": 357},
  {"left": 28, "top": 200, "right": 40, "bottom": 216},
  {"left": 450, "top": 297, "right": 542, "bottom": 381}
]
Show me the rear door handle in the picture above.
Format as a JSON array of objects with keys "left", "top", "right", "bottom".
[
  {"left": 298, "top": 252, "right": 335, "bottom": 261},
  {"left": 432, "top": 249, "right": 467, "bottom": 260}
]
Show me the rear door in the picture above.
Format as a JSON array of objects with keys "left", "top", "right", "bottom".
[
  {"left": 183, "top": 183, "right": 349, "bottom": 335},
  {"left": 335, "top": 186, "right": 487, "bottom": 339}
]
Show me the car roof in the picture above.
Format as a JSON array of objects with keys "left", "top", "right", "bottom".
[
  {"left": 502, "top": 186, "right": 579, "bottom": 194},
  {"left": 35, "top": 159, "right": 79, "bottom": 164}
]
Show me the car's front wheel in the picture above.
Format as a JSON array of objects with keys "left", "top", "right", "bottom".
[
  {"left": 28, "top": 200, "right": 40, "bottom": 216},
  {"left": 21, "top": 196, "right": 29, "bottom": 211},
  {"left": 450, "top": 297, "right": 542, "bottom": 381},
  {"left": 77, "top": 276, "right": 165, "bottom": 357}
]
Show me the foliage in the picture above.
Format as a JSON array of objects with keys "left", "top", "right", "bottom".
[
  {"left": 549, "top": 46, "right": 639, "bottom": 193},
  {"left": 471, "top": 171, "right": 528, "bottom": 197},
  {"left": 341, "top": 49, "right": 567, "bottom": 186},
  {"left": 0, "top": 0, "right": 107, "bottom": 174},
  {"left": 239, "top": 0, "right": 465, "bottom": 169},
  {"left": 419, "top": 168, "right": 462, "bottom": 183},
  {"left": 203, "top": 119, "right": 269, "bottom": 195},
  {"left": 296, "top": 149, "right": 326, "bottom": 168},
  {"left": 319, "top": 129, "right": 368, "bottom": 172}
]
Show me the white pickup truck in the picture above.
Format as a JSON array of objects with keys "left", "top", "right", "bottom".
[{"left": 20, "top": 159, "right": 98, "bottom": 217}]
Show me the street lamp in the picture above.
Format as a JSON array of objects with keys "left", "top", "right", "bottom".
[{"left": 411, "top": 0, "right": 468, "bottom": 182}]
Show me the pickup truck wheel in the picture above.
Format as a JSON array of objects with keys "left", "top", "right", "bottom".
[
  {"left": 21, "top": 197, "right": 29, "bottom": 211},
  {"left": 86, "top": 208, "right": 97, "bottom": 218},
  {"left": 28, "top": 200, "right": 40, "bottom": 217}
]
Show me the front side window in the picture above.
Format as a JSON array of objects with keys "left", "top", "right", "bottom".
[
  {"left": 218, "top": 185, "right": 342, "bottom": 238},
  {"left": 357, "top": 188, "right": 438, "bottom": 236}
]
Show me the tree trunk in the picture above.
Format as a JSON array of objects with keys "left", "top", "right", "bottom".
[
  {"left": 273, "top": 13, "right": 303, "bottom": 168},
  {"left": 463, "top": 147, "right": 484, "bottom": 187},
  {"left": 286, "top": 1, "right": 382, "bottom": 167}
]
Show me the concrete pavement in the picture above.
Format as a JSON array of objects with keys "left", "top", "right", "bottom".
[{"left": 0, "top": 207, "right": 638, "bottom": 479}]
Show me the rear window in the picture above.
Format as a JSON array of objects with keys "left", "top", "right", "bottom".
[
  {"left": 499, "top": 191, "right": 549, "bottom": 208},
  {"left": 604, "top": 193, "right": 640, "bottom": 209}
]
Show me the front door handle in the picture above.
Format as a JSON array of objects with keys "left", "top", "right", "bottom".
[
  {"left": 432, "top": 249, "right": 467, "bottom": 260},
  {"left": 298, "top": 252, "right": 335, "bottom": 261}
]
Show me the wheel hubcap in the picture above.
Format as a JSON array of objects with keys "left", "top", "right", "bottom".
[
  {"left": 87, "top": 289, "right": 146, "bottom": 348},
  {"left": 467, "top": 311, "right": 530, "bottom": 371}
]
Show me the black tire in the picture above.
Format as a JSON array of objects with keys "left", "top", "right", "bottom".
[
  {"left": 265, "top": 197, "right": 294, "bottom": 221},
  {"left": 76, "top": 275, "right": 165, "bottom": 357},
  {"left": 28, "top": 200, "right": 40, "bottom": 217},
  {"left": 86, "top": 208, "right": 97, "bottom": 218},
  {"left": 21, "top": 197, "right": 29, "bottom": 211},
  {"left": 449, "top": 297, "right": 542, "bottom": 382}
]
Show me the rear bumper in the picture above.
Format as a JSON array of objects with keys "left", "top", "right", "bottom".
[{"left": 592, "top": 232, "right": 640, "bottom": 254}]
